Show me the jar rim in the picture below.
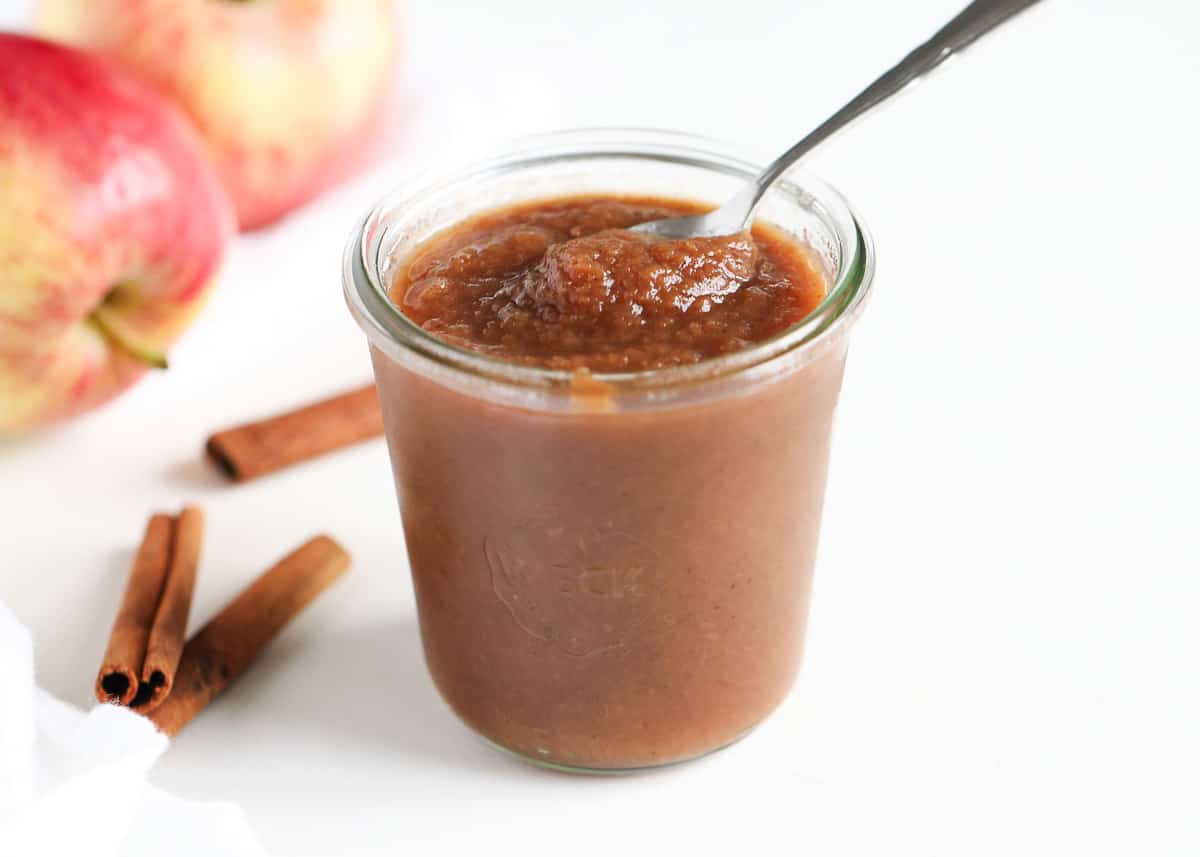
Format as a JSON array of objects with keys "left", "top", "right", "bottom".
[{"left": 343, "top": 127, "right": 875, "bottom": 394}]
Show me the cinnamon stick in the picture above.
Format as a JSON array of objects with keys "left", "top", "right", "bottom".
[
  {"left": 148, "top": 535, "right": 351, "bottom": 737},
  {"left": 95, "top": 514, "right": 174, "bottom": 706},
  {"left": 205, "top": 384, "right": 383, "bottom": 483},
  {"left": 133, "top": 505, "right": 205, "bottom": 712}
]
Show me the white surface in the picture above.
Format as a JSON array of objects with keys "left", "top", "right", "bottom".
[
  {"left": 3, "top": 1, "right": 1199, "bottom": 854},
  {"left": 0, "top": 604, "right": 266, "bottom": 857}
]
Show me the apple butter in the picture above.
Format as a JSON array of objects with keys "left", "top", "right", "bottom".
[
  {"left": 391, "top": 196, "right": 826, "bottom": 371},
  {"left": 364, "top": 194, "right": 851, "bottom": 769}
]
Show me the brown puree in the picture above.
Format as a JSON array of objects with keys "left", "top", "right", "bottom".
[
  {"left": 376, "top": 194, "right": 847, "bottom": 769},
  {"left": 390, "top": 196, "right": 826, "bottom": 372}
]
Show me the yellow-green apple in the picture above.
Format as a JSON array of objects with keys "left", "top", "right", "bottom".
[
  {"left": 0, "top": 34, "right": 233, "bottom": 432},
  {"left": 38, "top": 0, "right": 398, "bottom": 230}
]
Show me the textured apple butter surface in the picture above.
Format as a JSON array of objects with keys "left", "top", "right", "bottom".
[
  {"left": 391, "top": 196, "right": 826, "bottom": 371},
  {"left": 376, "top": 194, "right": 846, "bottom": 769}
]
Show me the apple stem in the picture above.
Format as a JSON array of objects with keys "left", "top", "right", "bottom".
[{"left": 88, "top": 305, "right": 169, "bottom": 370}]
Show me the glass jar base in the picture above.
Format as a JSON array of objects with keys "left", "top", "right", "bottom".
[{"left": 477, "top": 726, "right": 758, "bottom": 775}]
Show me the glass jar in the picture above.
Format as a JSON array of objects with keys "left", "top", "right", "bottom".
[{"left": 344, "top": 129, "right": 874, "bottom": 772}]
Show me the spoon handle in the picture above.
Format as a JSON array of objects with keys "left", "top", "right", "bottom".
[{"left": 734, "top": 0, "right": 1042, "bottom": 221}]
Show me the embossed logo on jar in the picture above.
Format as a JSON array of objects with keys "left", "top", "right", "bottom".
[{"left": 486, "top": 524, "right": 653, "bottom": 656}]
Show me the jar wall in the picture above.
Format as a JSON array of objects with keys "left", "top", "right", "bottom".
[{"left": 371, "top": 335, "right": 850, "bottom": 770}]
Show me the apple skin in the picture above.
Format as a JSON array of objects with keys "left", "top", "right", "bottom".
[
  {"left": 0, "top": 34, "right": 233, "bottom": 433},
  {"left": 38, "top": 0, "right": 399, "bottom": 231}
]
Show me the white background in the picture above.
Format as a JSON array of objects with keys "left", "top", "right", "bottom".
[{"left": 2, "top": 0, "right": 1199, "bottom": 854}]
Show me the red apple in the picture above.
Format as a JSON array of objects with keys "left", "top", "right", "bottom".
[
  {"left": 0, "top": 34, "right": 233, "bottom": 432},
  {"left": 38, "top": 0, "right": 399, "bottom": 230}
]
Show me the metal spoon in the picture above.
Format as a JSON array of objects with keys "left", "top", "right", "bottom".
[{"left": 632, "top": 0, "right": 1043, "bottom": 240}]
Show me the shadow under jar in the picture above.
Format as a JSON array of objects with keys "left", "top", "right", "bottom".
[{"left": 344, "top": 129, "right": 874, "bottom": 772}]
